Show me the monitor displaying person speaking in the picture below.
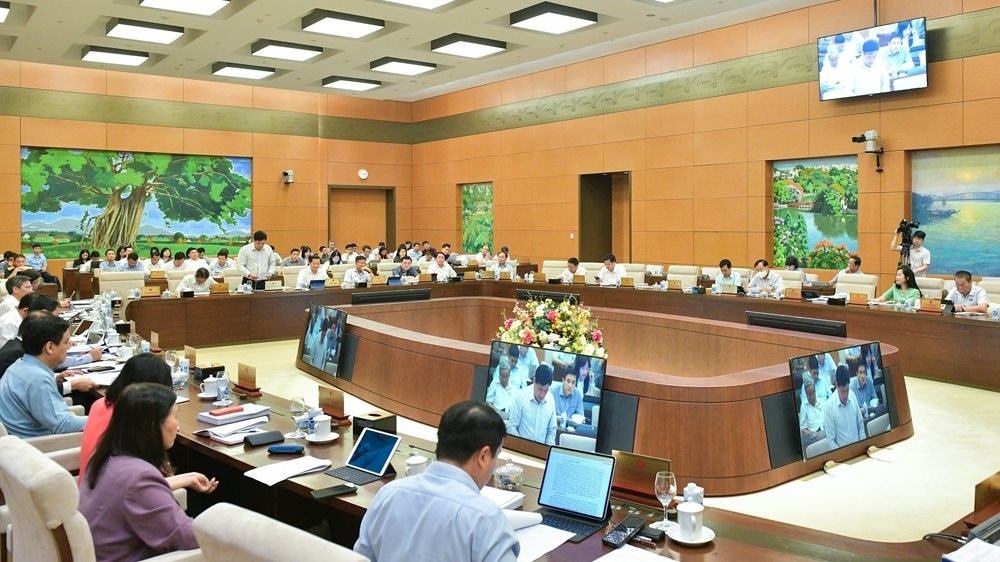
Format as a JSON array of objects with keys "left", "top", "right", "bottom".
[
  {"left": 818, "top": 17, "right": 927, "bottom": 101},
  {"left": 481, "top": 340, "right": 605, "bottom": 453},
  {"left": 789, "top": 342, "right": 892, "bottom": 460},
  {"left": 299, "top": 304, "right": 348, "bottom": 377}
]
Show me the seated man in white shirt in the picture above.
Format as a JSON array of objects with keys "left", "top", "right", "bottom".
[
  {"left": 208, "top": 248, "right": 236, "bottom": 278},
  {"left": 428, "top": 251, "right": 457, "bottom": 281},
  {"left": 490, "top": 251, "right": 516, "bottom": 279},
  {"left": 505, "top": 364, "right": 557, "bottom": 445},
  {"left": 177, "top": 268, "right": 212, "bottom": 294},
  {"left": 342, "top": 256, "right": 373, "bottom": 288},
  {"left": 830, "top": 254, "right": 862, "bottom": 284},
  {"left": 161, "top": 253, "right": 189, "bottom": 273},
  {"left": 486, "top": 358, "right": 516, "bottom": 419},
  {"left": 142, "top": 249, "right": 166, "bottom": 273},
  {"left": 441, "top": 243, "right": 462, "bottom": 265},
  {"left": 185, "top": 247, "right": 210, "bottom": 270},
  {"left": 714, "top": 258, "right": 742, "bottom": 287},
  {"left": 748, "top": 259, "right": 784, "bottom": 296},
  {"left": 342, "top": 243, "right": 360, "bottom": 265},
  {"left": 558, "top": 257, "right": 587, "bottom": 283},
  {"left": 296, "top": 255, "right": 328, "bottom": 289},
  {"left": 946, "top": 269, "right": 989, "bottom": 313},
  {"left": 595, "top": 253, "right": 627, "bottom": 286}
]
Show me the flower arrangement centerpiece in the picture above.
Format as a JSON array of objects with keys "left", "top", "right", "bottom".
[{"left": 497, "top": 298, "right": 607, "bottom": 358}]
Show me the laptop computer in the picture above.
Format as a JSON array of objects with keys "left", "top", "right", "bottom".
[
  {"left": 535, "top": 446, "right": 616, "bottom": 543},
  {"left": 309, "top": 279, "right": 326, "bottom": 290},
  {"left": 387, "top": 276, "right": 404, "bottom": 286},
  {"left": 325, "top": 427, "right": 402, "bottom": 486}
]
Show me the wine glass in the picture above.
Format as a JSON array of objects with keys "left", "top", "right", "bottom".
[
  {"left": 164, "top": 350, "right": 178, "bottom": 372},
  {"left": 284, "top": 396, "right": 308, "bottom": 439},
  {"left": 649, "top": 471, "right": 678, "bottom": 531}
]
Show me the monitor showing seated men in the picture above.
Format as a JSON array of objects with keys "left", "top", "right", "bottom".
[
  {"left": 481, "top": 340, "right": 604, "bottom": 451},
  {"left": 300, "top": 304, "right": 348, "bottom": 377}
]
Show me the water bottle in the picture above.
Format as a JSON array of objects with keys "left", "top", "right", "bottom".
[
  {"left": 215, "top": 373, "right": 230, "bottom": 403},
  {"left": 992, "top": 308, "right": 999, "bottom": 322},
  {"left": 903, "top": 299, "right": 911, "bottom": 313},
  {"left": 475, "top": 271, "right": 481, "bottom": 281}
]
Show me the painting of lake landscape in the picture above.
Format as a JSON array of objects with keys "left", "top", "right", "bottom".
[
  {"left": 912, "top": 146, "right": 1000, "bottom": 276},
  {"left": 772, "top": 157, "right": 858, "bottom": 270},
  {"left": 21, "top": 148, "right": 252, "bottom": 259}
]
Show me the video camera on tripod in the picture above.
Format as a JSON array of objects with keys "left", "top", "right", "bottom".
[{"left": 896, "top": 218, "right": 920, "bottom": 265}]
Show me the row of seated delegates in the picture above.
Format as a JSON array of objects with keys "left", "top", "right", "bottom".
[
  {"left": 354, "top": 401, "right": 520, "bottom": 561},
  {"left": 797, "top": 346, "right": 883, "bottom": 450},
  {"left": 81, "top": 381, "right": 218, "bottom": 561}
]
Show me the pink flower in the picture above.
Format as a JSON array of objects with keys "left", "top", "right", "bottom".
[
  {"left": 546, "top": 310, "right": 557, "bottom": 321},
  {"left": 520, "top": 330, "right": 534, "bottom": 344},
  {"left": 592, "top": 329, "right": 603, "bottom": 343},
  {"left": 504, "top": 318, "right": 514, "bottom": 329}
]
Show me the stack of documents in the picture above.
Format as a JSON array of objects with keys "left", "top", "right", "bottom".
[
  {"left": 196, "top": 403, "right": 270, "bottom": 425},
  {"left": 244, "top": 455, "right": 332, "bottom": 486},
  {"left": 481, "top": 485, "right": 525, "bottom": 510},
  {"left": 192, "top": 416, "right": 269, "bottom": 445}
]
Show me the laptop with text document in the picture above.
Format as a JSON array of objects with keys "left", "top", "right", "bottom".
[
  {"left": 325, "top": 427, "right": 401, "bottom": 486},
  {"left": 534, "top": 446, "right": 616, "bottom": 543}
]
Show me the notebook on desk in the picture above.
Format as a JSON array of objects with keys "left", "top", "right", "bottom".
[
  {"left": 535, "top": 446, "right": 616, "bottom": 543},
  {"left": 325, "top": 427, "right": 401, "bottom": 486}
]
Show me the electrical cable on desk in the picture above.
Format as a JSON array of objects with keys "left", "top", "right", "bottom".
[{"left": 922, "top": 532, "right": 966, "bottom": 544}]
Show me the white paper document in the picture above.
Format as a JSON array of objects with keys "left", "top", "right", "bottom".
[
  {"left": 192, "top": 416, "right": 269, "bottom": 445},
  {"left": 943, "top": 538, "right": 1000, "bottom": 562},
  {"left": 515, "top": 524, "right": 574, "bottom": 562},
  {"left": 504, "top": 510, "right": 542, "bottom": 531},
  {"left": 244, "top": 455, "right": 332, "bottom": 487},
  {"left": 482, "top": 485, "right": 525, "bottom": 510}
]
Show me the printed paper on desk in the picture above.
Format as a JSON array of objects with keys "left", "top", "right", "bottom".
[
  {"left": 244, "top": 455, "right": 332, "bottom": 486},
  {"left": 482, "top": 485, "right": 525, "bottom": 510},
  {"left": 193, "top": 416, "right": 269, "bottom": 439},
  {"left": 515, "top": 524, "right": 573, "bottom": 562},
  {"left": 593, "top": 544, "right": 665, "bottom": 562}
]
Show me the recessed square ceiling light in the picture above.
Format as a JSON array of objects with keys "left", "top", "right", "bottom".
[
  {"left": 510, "top": 2, "right": 598, "bottom": 34},
  {"left": 302, "top": 10, "right": 385, "bottom": 39},
  {"left": 139, "top": 0, "right": 229, "bottom": 16},
  {"left": 0, "top": 2, "right": 9, "bottom": 24},
  {"left": 106, "top": 18, "right": 184, "bottom": 45},
  {"left": 81, "top": 46, "right": 149, "bottom": 67},
  {"left": 211, "top": 62, "right": 275, "bottom": 80},
  {"left": 251, "top": 39, "right": 322, "bottom": 62},
  {"left": 322, "top": 76, "right": 382, "bottom": 91},
  {"left": 383, "top": 0, "right": 455, "bottom": 9},
  {"left": 370, "top": 56, "right": 436, "bottom": 76},
  {"left": 431, "top": 33, "right": 506, "bottom": 58}
]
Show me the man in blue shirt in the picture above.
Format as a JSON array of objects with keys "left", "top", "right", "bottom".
[
  {"left": 850, "top": 362, "right": 877, "bottom": 409},
  {"left": 117, "top": 252, "right": 147, "bottom": 278},
  {"left": 25, "top": 243, "right": 60, "bottom": 289},
  {"left": 505, "top": 364, "right": 557, "bottom": 445},
  {"left": 0, "top": 312, "right": 88, "bottom": 437},
  {"left": 823, "top": 365, "right": 865, "bottom": 451},
  {"left": 355, "top": 401, "right": 519, "bottom": 562},
  {"left": 550, "top": 371, "right": 584, "bottom": 428}
]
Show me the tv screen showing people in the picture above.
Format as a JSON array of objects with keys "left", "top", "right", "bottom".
[
  {"left": 790, "top": 342, "right": 892, "bottom": 460},
  {"left": 482, "top": 340, "right": 604, "bottom": 452},
  {"left": 300, "top": 304, "right": 347, "bottom": 377},
  {"left": 818, "top": 17, "right": 927, "bottom": 101}
]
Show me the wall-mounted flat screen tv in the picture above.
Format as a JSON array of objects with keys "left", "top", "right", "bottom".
[
  {"left": 480, "top": 340, "right": 605, "bottom": 452},
  {"left": 300, "top": 304, "right": 348, "bottom": 377},
  {"left": 790, "top": 342, "right": 892, "bottom": 460},
  {"left": 818, "top": 17, "right": 927, "bottom": 101}
]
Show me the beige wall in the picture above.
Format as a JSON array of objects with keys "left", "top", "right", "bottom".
[{"left": 2, "top": 0, "right": 1000, "bottom": 291}]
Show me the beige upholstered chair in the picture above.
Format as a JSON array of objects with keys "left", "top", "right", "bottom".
[
  {"left": 835, "top": 273, "right": 879, "bottom": 299},
  {"left": 540, "top": 260, "right": 565, "bottom": 279},
  {"left": 328, "top": 264, "right": 352, "bottom": 282},
  {"left": 620, "top": 263, "right": 647, "bottom": 285},
  {"left": 376, "top": 261, "right": 398, "bottom": 276},
  {"left": 222, "top": 270, "right": 243, "bottom": 291},
  {"left": 978, "top": 281, "right": 1000, "bottom": 304},
  {"left": 580, "top": 262, "right": 603, "bottom": 284},
  {"left": 804, "top": 438, "right": 827, "bottom": 459},
  {"left": 866, "top": 413, "right": 890, "bottom": 438},
  {"left": 700, "top": 266, "right": 720, "bottom": 280},
  {"left": 775, "top": 270, "right": 804, "bottom": 290},
  {"left": 97, "top": 271, "right": 145, "bottom": 295},
  {"left": 280, "top": 266, "right": 306, "bottom": 288},
  {"left": 165, "top": 270, "right": 190, "bottom": 292},
  {"left": 805, "top": 273, "right": 820, "bottom": 284},
  {"left": 915, "top": 277, "right": 944, "bottom": 299},
  {"left": 645, "top": 264, "right": 664, "bottom": 276},
  {"left": 733, "top": 268, "right": 753, "bottom": 283},
  {"left": 666, "top": 265, "right": 701, "bottom": 290},
  {"left": 558, "top": 433, "right": 596, "bottom": 453},
  {"left": 0, "top": 422, "right": 82, "bottom": 473},
  {"left": 193, "top": 502, "right": 368, "bottom": 562},
  {"left": 0, "top": 435, "right": 199, "bottom": 562}
]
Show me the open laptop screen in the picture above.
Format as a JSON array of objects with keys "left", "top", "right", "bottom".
[
  {"left": 537, "top": 446, "right": 615, "bottom": 521},
  {"left": 345, "top": 428, "right": 401, "bottom": 476}
]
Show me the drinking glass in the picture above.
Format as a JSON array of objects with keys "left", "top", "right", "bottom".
[
  {"left": 649, "top": 470, "right": 678, "bottom": 531},
  {"left": 284, "top": 396, "right": 308, "bottom": 439},
  {"left": 164, "top": 350, "right": 178, "bottom": 372}
]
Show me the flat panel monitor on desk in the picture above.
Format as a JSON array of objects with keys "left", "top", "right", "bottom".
[
  {"left": 299, "top": 304, "right": 348, "bottom": 377},
  {"left": 789, "top": 341, "right": 893, "bottom": 460},
  {"left": 478, "top": 340, "right": 605, "bottom": 454},
  {"left": 747, "top": 310, "right": 847, "bottom": 338}
]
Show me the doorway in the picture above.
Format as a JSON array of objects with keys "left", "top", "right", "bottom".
[
  {"left": 328, "top": 187, "right": 395, "bottom": 249},
  {"left": 578, "top": 172, "right": 631, "bottom": 262}
]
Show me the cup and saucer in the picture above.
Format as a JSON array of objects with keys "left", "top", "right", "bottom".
[
  {"left": 197, "top": 392, "right": 216, "bottom": 400},
  {"left": 667, "top": 525, "right": 715, "bottom": 546},
  {"left": 305, "top": 433, "right": 339, "bottom": 445}
]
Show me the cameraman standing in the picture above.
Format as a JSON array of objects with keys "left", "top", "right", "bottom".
[{"left": 890, "top": 227, "right": 930, "bottom": 277}]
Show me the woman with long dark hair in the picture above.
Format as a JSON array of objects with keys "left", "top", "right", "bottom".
[
  {"left": 875, "top": 265, "right": 922, "bottom": 304},
  {"left": 80, "top": 383, "right": 215, "bottom": 561}
]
